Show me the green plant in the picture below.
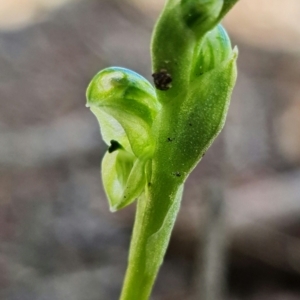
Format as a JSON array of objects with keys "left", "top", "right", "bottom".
[{"left": 86, "top": 0, "right": 238, "bottom": 299}]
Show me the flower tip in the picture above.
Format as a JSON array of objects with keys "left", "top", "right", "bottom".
[
  {"left": 233, "top": 45, "right": 239, "bottom": 56},
  {"left": 230, "top": 46, "right": 239, "bottom": 62},
  {"left": 109, "top": 206, "right": 118, "bottom": 213}
]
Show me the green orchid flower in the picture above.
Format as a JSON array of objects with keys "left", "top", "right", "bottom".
[
  {"left": 86, "top": 0, "right": 239, "bottom": 299},
  {"left": 87, "top": 67, "right": 160, "bottom": 211}
]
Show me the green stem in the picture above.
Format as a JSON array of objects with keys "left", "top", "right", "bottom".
[{"left": 120, "top": 176, "right": 183, "bottom": 300}]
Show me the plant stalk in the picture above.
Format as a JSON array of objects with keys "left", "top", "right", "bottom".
[{"left": 120, "top": 177, "right": 183, "bottom": 300}]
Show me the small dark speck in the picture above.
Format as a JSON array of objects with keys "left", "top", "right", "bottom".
[
  {"left": 189, "top": 123, "right": 193, "bottom": 126},
  {"left": 173, "top": 172, "right": 181, "bottom": 177},
  {"left": 167, "top": 137, "right": 174, "bottom": 142},
  {"left": 202, "top": 152, "right": 206, "bottom": 157},
  {"left": 148, "top": 182, "right": 152, "bottom": 187}
]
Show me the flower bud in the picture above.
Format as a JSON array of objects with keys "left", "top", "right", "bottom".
[
  {"left": 192, "top": 24, "right": 233, "bottom": 77},
  {"left": 180, "top": 0, "right": 223, "bottom": 36}
]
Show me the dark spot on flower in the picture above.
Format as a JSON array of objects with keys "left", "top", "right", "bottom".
[
  {"left": 152, "top": 69, "right": 172, "bottom": 90},
  {"left": 108, "top": 140, "right": 122, "bottom": 153}
]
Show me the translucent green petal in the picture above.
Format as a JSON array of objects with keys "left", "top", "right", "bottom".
[
  {"left": 102, "top": 150, "right": 134, "bottom": 210},
  {"left": 86, "top": 67, "right": 160, "bottom": 157},
  {"left": 112, "top": 158, "right": 149, "bottom": 212},
  {"left": 102, "top": 149, "right": 148, "bottom": 212},
  {"left": 90, "top": 107, "right": 131, "bottom": 153}
]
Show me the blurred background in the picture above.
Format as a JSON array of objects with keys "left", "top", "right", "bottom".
[{"left": 1, "top": 0, "right": 300, "bottom": 299}]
